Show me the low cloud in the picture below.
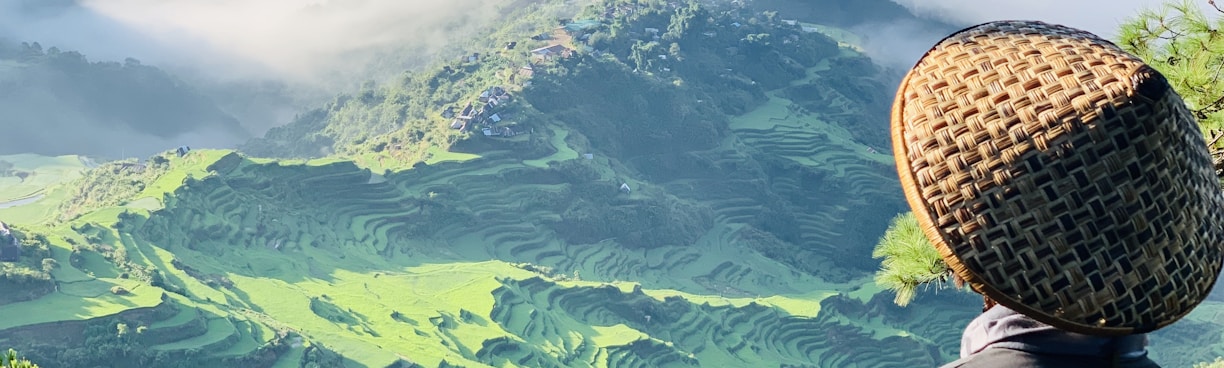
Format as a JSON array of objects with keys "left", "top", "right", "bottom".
[
  {"left": 849, "top": 19, "right": 956, "bottom": 72},
  {"left": 0, "top": 0, "right": 526, "bottom": 143},
  {"left": 0, "top": 0, "right": 505, "bottom": 85}
]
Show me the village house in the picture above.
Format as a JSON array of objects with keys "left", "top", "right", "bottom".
[
  {"left": 118, "top": 162, "right": 147, "bottom": 173},
  {"left": 458, "top": 102, "right": 477, "bottom": 120},
  {"left": 530, "top": 44, "right": 574, "bottom": 60},
  {"left": 0, "top": 221, "right": 20, "bottom": 262},
  {"left": 483, "top": 125, "right": 528, "bottom": 137},
  {"left": 479, "top": 86, "right": 507, "bottom": 103},
  {"left": 563, "top": 19, "right": 600, "bottom": 35}
]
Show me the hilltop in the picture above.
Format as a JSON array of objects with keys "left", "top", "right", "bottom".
[{"left": 1, "top": 0, "right": 1222, "bottom": 367}]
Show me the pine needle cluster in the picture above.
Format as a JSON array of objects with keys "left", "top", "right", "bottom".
[
  {"left": 871, "top": 212, "right": 951, "bottom": 307},
  {"left": 2, "top": 349, "right": 39, "bottom": 368}
]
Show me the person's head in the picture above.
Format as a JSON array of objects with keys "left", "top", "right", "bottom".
[{"left": 891, "top": 20, "right": 1224, "bottom": 336}]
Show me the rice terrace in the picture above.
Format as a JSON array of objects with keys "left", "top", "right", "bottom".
[{"left": 1, "top": 0, "right": 1224, "bottom": 367}]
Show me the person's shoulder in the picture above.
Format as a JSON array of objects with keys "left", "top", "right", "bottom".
[{"left": 940, "top": 347, "right": 1162, "bottom": 368}]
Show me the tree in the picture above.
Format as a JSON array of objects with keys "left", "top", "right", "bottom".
[
  {"left": 40, "top": 258, "right": 56, "bottom": 273},
  {"left": 2, "top": 349, "right": 40, "bottom": 368},
  {"left": 871, "top": 212, "right": 950, "bottom": 306},
  {"left": 1117, "top": 0, "right": 1224, "bottom": 169},
  {"left": 1196, "top": 357, "right": 1224, "bottom": 368},
  {"left": 116, "top": 323, "right": 129, "bottom": 339},
  {"left": 1118, "top": 0, "right": 1224, "bottom": 129}
]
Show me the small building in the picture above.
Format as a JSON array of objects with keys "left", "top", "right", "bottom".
[
  {"left": 563, "top": 19, "right": 601, "bottom": 34},
  {"left": 530, "top": 44, "right": 574, "bottom": 60},
  {"left": 176, "top": 145, "right": 191, "bottom": 157},
  {"left": 506, "top": 41, "right": 518, "bottom": 50},
  {"left": 644, "top": 27, "right": 660, "bottom": 35},
  {"left": 441, "top": 106, "right": 455, "bottom": 118},
  {"left": 583, "top": 153, "right": 594, "bottom": 160},
  {"left": 619, "top": 183, "right": 631, "bottom": 193},
  {"left": 489, "top": 114, "right": 502, "bottom": 123},
  {"left": 450, "top": 120, "right": 465, "bottom": 130},
  {"left": 118, "top": 162, "right": 147, "bottom": 173},
  {"left": 458, "top": 103, "right": 477, "bottom": 120}
]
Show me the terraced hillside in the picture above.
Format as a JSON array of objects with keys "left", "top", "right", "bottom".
[
  {"left": 0, "top": 128, "right": 980, "bottom": 368},
  {"left": 131, "top": 145, "right": 972, "bottom": 367},
  {"left": 3, "top": 0, "right": 1224, "bottom": 367}
]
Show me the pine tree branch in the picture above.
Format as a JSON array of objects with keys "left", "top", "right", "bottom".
[{"left": 1200, "top": 92, "right": 1224, "bottom": 114}]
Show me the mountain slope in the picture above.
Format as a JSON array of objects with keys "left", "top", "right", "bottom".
[{"left": 0, "top": 41, "right": 249, "bottom": 158}]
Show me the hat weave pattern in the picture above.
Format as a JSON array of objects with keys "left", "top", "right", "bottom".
[{"left": 891, "top": 21, "right": 1224, "bottom": 335}]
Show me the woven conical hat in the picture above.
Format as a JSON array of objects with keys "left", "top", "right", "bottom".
[{"left": 891, "top": 20, "right": 1224, "bottom": 335}]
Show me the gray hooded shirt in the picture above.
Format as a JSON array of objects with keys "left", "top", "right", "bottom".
[{"left": 941, "top": 305, "right": 1152, "bottom": 367}]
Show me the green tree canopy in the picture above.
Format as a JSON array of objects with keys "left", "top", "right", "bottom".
[
  {"left": 3, "top": 349, "right": 39, "bottom": 368},
  {"left": 1118, "top": 0, "right": 1224, "bottom": 131}
]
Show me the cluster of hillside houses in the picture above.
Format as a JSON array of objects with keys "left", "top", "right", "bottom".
[
  {"left": 0, "top": 221, "right": 20, "bottom": 262},
  {"left": 446, "top": 86, "right": 530, "bottom": 137}
]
